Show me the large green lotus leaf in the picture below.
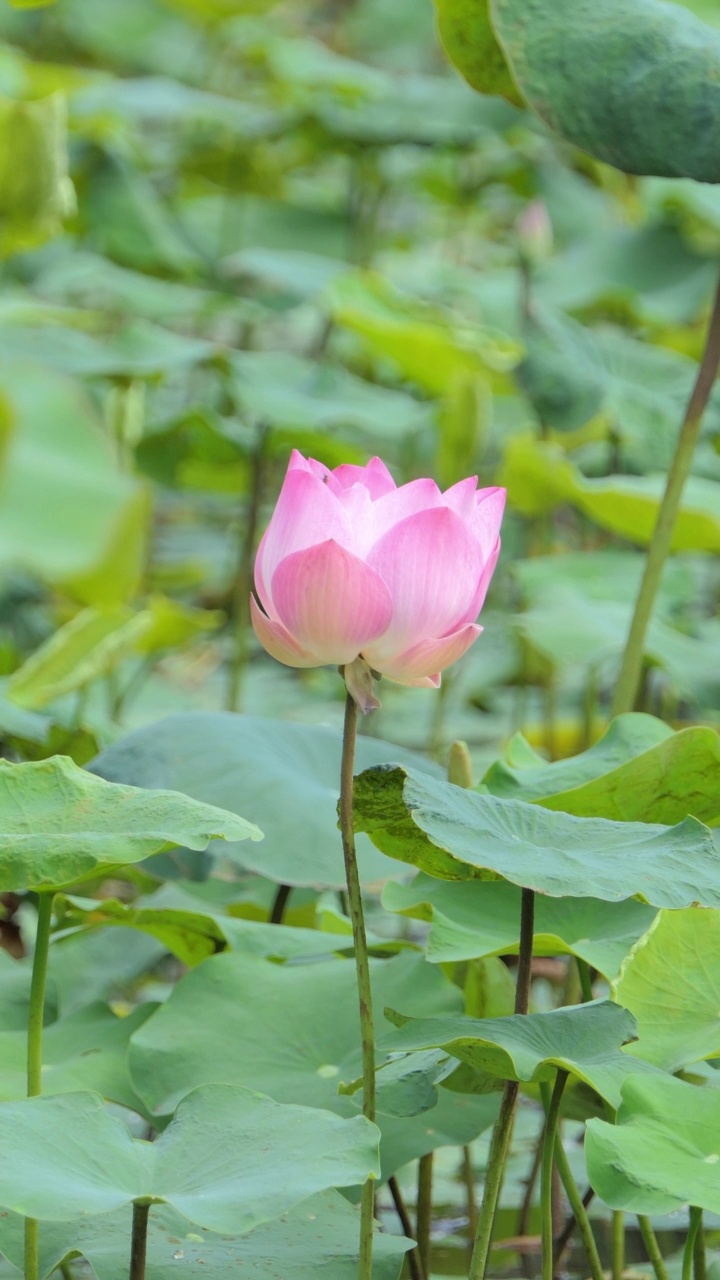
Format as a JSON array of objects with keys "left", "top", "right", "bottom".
[
  {"left": 230, "top": 351, "right": 427, "bottom": 441},
  {"left": 0, "top": 1003, "right": 153, "bottom": 1112},
  {"left": 0, "top": 1085, "right": 378, "bottom": 1234},
  {"left": 48, "top": 926, "right": 165, "bottom": 1016},
  {"left": 515, "top": 306, "right": 720, "bottom": 459},
  {"left": 0, "top": 362, "right": 147, "bottom": 600},
  {"left": 0, "top": 320, "right": 215, "bottom": 380},
  {"left": 7, "top": 608, "right": 153, "bottom": 709},
  {"left": 535, "top": 222, "right": 715, "bottom": 328},
  {"left": 0, "top": 951, "right": 58, "bottom": 1030},
  {"left": 128, "top": 951, "right": 498, "bottom": 1178},
  {"left": 513, "top": 550, "right": 697, "bottom": 614},
  {"left": 330, "top": 272, "right": 519, "bottom": 397},
  {"left": 378, "top": 1000, "right": 659, "bottom": 1108},
  {"left": 483, "top": 714, "right": 672, "bottom": 801},
  {"left": 317, "top": 72, "right": 518, "bottom": 148},
  {"left": 540, "top": 727, "right": 720, "bottom": 825},
  {"left": 512, "top": 585, "right": 720, "bottom": 708},
  {"left": 490, "top": 0, "right": 720, "bottom": 182},
  {"left": 57, "top": 887, "right": 401, "bottom": 968},
  {"left": 0, "top": 1192, "right": 407, "bottom": 1280},
  {"left": 499, "top": 434, "right": 720, "bottom": 550},
  {"left": 432, "top": 0, "right": 521, "bottom": 103},
  {"left": 586, "top": 1075, "right": 720, "bottom": 1214},
  {"left": 33, "top": 250, "right": 231, "bottom": 325},
  {"left": 353, "top": 766, "right": 720, "bottom": 906},
  {"left": 0, "top": 755, "right": 260, "bottom": 893},
  {"left": 613, "top": 908, "right": 720, "bottom": 1071},
  {"left": 90, "top": 713, "right": 441, "bottom": 889},
  {"left": 383, "top": 876, "right": 657, "bottom": 979}
]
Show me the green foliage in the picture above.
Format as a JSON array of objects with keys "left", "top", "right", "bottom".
[
  {"left": 491, "top": 0, "right": 720, "bottom": 181},
  {"left": 432, "top": 0, "right": 521, "bottom": 103},
  {"left": 91, "top": 713, "right": 442, "bottom": 888},
  {"left": 353, "top": 764, "right": 720, "bottom": 905},
  {"left": 586, "top": 1075, "right": 720, "bottom": 1213},
  {"left": 0, "top": 94, "right": 73, "bottom": 252},
  {"left": 0, "top": 1085, "right": 379, "bottom": 1231},
  {"left": 613, "top": 908, "right": 720, "bottom": 1070},
  {"left": 383, "top": 876, "right": 656, "bottom": 978},
  {"left": 128, "top": 950, "right": 499, "bottom": 1177},
  {"left": 0, "top": 755, "right": 259, "bottom": 891},
  {"left": 379, "top": 1000, "right": 658, "bottom": 1107},
  {"left": 0, "top": 0, "right": 719, "bottom": 1273},
  {"left": 0, "top": 1192, "right": 409, "bottom": 1280}
]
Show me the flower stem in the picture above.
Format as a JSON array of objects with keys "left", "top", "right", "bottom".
[
  {"left": 540, "top": 1071, "right": 568, "bottom": 1280},
  {"left": 693, "top": 1211, "right": 706, "bottom": 1280},
  {"left": 339, "top": 692, "right": 376, "bottom": 1280},
  {"left": 638, "top": 1216, "right": 670, "bottom": 1280},
  {"left": 551, "top": 1128, "right": 604, "bottom": 1280},
  {"left": 575, "top": 957, "right": 594, "bottom": 1003},
  {"left": 130, "top": 1200, "right": 151, "bottom": 1280},
  {"left": 461, "top": 1145, "right": 478, "bottom": 1242},
  {"left": 388, "top": 1177, "right": 425, "bottom": 1280},
  {"left": 611, "top": 272, "right": 720, "bottom": 716},
  {"left": 612, "top": 1210, "right": 625, "bottom": 1280},
  {"left": 416, "top": 1152, "right": 434, "bottom": 1279},
  {"left": 468, "top": 888, "right": 535, "bottom": 1280},
  {"left": 684, "top": 1209, "right": 703, "bottom": 1280},
  {"left": 24, "top": 891, "right": 54, "bottom": 1280}
]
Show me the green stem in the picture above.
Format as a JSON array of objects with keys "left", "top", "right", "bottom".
[
  {"left": 339, "top": 692, "right": 376, "bottom": 1280},
  {"left": 551, "top": 1130, "right": 604, "bottom": 1280},
  {"left": 517, "top": 1116, "right": 545, "bottom": 1239},
  {"left": 576, "top": 957, "right": 594, "bottom": 1003},
  {"left": 611, "top": 271, "right": 720, "bottom": 716},
  {"left": 468, "top": 1080, "right": 519, "bottom": 1280},
  {"left": 387, "top": 1177, "right": 425, "bottom": 1280},
  {"left": 461, "top": 1145, "right": 478, "bottom": 1243},
  {"left": 612, "top": 1210, "right": 625, "bottom": 1280},
  {"left": 25, "top": 891, "right": 54, "bottom": 1280},
  {"left": 468, "top": 889, "right": 535, "bottom": 1280},
  {"left": 540, "top": 1072, "right": 568, "bottom": 1280},
  {"left": 269, "top": 883, "right": 292, "bottom": 925},
  {"left": 130, "top": 1200, "right": 151, "bottom": 1280},
  {"left": 693, "top": 1210, "right": 706, "bottom": 1280},
  {"left": 416, "top": 1152, "right": 434, "bottom": 1279},
  {"left": 638, "top": 1216, "right": 670, "bottom": 1280},
  {"left": 684, "top": 1209, "right": 703, "bottom": 1280}
]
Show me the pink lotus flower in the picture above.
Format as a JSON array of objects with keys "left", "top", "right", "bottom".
[{"left": 251, "top": 451, "right": 505, "bottom": 707}]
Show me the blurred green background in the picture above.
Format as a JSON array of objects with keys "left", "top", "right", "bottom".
[{"left": 1, "top": 0, "right": 720, "bottom": 770}]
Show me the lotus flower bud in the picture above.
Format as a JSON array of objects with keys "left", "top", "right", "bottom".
[{"left": 251, "top": 451, "right": 505, "bottom": 711}]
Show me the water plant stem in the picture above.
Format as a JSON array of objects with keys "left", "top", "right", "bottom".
[
  {"left": 387, "top": 1177, "right": 425, "bottom": 1280},
  {"left": 638, "top": 1216, "right": 670, "bottom": 1280},
  {"left": 684, "top": 1209, "right": 703, "bottom": 1280},
  {"left": 612, "top": 1210, "right": 625, "bottom": 1280},
  {"left": 693, "top": 1211, "right": 706, "bottom": 1280},
  {"left": 575, "top": 957, "right": 594, "bottom": 1003},
  {"left": 612, "top": 271, "right": 720, "bottom": 716},
  {"left": 129, "top": 1200, "right": 151, "bottom": 1280},
  {"left": 339, "top": 692, "right": 376, "bottom": 1280},
  {"left": 540, "top": 1072, "right": 568, "bottom": 1280},
  {"left": 269, "top": 882, "right": 292, "bottom": 925},
  {"left": 24, "top": 890, "right": 54, "bottom": 1280},
  {"left": 468, "top": 888, "right": 535, "bottom": 1280},
  {"left": 552, "top": 1131, "right": 604, "bottom": 1280},
  {"left": 462, "top": 1145, "right": 478, "bottom": 1242},
  {"left": 416, "top": 1152, "right": 434, "bottom": 1279}
]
